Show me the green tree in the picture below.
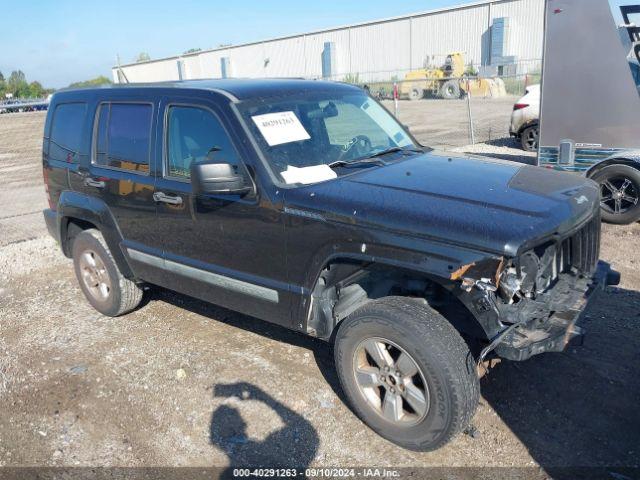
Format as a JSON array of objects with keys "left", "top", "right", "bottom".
[
  {"left": 68, "top": 75, "right": 112, "bottom": 89},
  {"left": 8, "top": 70, "right": 26, "bottom": 87},
  {"left": 134, "top": 52, "right": 151, "bottom": 63},
  {"left": 27, "top": 81, "right": 46, "bottom": 98},
  {"left": 0, "top": 71, "right": 51, "bottom": 99},
  {"left": 8, "top": 70, "right": 26, "bottom": 85},
  {"left": 183, "top": 48, "right": 201, "bottom": 54},
  {"left": 7, "top": 70, "right": 28, "bottom": 97}
]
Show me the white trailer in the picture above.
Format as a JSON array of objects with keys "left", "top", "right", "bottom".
[{"left": 538, "top": 0, "right": 640, "bottom": 224}]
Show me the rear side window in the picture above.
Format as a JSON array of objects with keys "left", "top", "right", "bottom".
[
  {"left": 93, "top": 102, "right": 152, "bottom": 174},
  {"left": 49, "top": 103, "right": 87, "bottom": 163}
]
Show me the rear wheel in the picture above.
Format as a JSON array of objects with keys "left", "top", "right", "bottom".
[
  {"left": 520, "top": 125, "right": 539, "bottom": 152},
  {"left": 591, "top": 164, "right": 640, "bottom": 224},
  {"left": 72, "top": 229, "right": 143, "bottom": 316},
  {"left": 334, "top": 297, "right": 479, "bottom": 451}
]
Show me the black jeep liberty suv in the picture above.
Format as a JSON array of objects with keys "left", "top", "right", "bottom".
[{"left": 42, "top": 79, "right": 619, "bottom": 451}]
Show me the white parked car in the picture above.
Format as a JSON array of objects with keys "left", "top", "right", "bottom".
[{"left": 509, "top": 84, "right": 540, "bottom": 152}]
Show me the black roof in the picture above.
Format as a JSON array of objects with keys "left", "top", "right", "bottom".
[{"left": 57, "top": 78, "right": 362, "bottom": 102}]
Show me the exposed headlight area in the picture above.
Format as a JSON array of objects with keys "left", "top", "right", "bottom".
[
  {"left": 497, "top": 215, "right": 601, "bottom": 305},
  {"left": 456, "top": 214, "right": 611, "bottom": 363}
]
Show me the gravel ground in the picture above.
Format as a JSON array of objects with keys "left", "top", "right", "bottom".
[{"left": 0, "top": 111, "right": 639, "bottom": 475}]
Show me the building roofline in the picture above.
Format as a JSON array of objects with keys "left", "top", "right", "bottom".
[{"left": 113, "top": 0, "right": 514, "bottom": 69}]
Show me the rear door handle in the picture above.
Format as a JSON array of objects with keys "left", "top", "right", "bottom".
[
  {"left": 153, "top": 191, "right": 183, "bottom": 205},
  {"left": 84, "top": 178, "right": 106, "bottom": 189}
]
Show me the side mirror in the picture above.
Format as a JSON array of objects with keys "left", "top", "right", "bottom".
[{"left": 190, "top": 161, "right": 252, "bottom": 196}]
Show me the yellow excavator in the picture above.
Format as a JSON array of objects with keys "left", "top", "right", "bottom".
[{"left": 400, "top": 52, "right": 506, "bottom": 100}]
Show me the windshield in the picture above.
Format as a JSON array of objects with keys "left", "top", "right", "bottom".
[{"left": 238, "top": 91, "right": 420, "bottom": 185}]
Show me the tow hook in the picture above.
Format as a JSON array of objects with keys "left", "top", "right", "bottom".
[{"left": 460, "top": 277, "right": 497, "bottom": 293}]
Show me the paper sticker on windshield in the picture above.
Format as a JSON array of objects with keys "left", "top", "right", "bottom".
[{"left": 251, "top": 111, "right": 311, "bottom": 146}]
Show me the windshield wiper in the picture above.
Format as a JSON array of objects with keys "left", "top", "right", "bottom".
[
  {"left": 366, "top": 147, "right": 423, "bottom": 159},
  {"left": 328, "top": 158, "right": 387, "bottom": 169},
  {"left": 328, "top": 147, "right": 423, "bottom": 170}
]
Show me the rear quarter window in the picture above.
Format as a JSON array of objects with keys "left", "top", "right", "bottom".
[{"left": 49, "top": 103, "right": 87, "bottom": 163}]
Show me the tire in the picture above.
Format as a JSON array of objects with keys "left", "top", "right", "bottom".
[
  {"left": 440, "top": 80, "right": 461, "bottom": 100},
  {"left": 72, "top": 228, "right": 143, "bottom": 316},
  {"left": 408, "top": 88, "right": 424, "bottom": 101},
  {"left": 334, "top": 297, "right": 479, "bottom": 451},
  {"left": 590, "top": 164, "right": 640, "bottom": 224},
  {"left": 520, "top": 125, "right": 539, "bottom": 152}
]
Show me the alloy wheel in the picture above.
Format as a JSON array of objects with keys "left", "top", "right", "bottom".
[
  {"left": 352, "top": 337, "right": 429, "bottom": 426},
  {"left": 524, "top": 127, "right": 538, "bottom": 150},
  {"left": 600, "top": 176, "right": 639, "bottom": 215},
  {"left": 78, "top": 249, "right": 111, "bottom": 301}
]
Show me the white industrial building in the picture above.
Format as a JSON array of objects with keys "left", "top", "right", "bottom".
[{"left": 112, "top": 0, "right": 544, "bottom": 84}]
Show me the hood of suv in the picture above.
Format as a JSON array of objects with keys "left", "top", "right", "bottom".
[{"left": 284, "top": 153, "right": 599, "bottom": 257}]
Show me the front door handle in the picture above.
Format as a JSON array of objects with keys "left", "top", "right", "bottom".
[
  {"left": 153, "top": 191, "right": 183, "bottom": 205},
  {"left": 84, "top": 178, "right": 106, "bottom": 189}
]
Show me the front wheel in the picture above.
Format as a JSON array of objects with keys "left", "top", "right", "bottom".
[
  {"left": 591, "top": 164, "right": 640, "bottom": 224},
  {"left": 334, "top": 297, "right": 479, "bottom": 451},
  {"left": 440, "top": 80, "right": 461, "bottom": 100},
  {"left": 408, "top": 88, "right": 424, "bottom": 101}
]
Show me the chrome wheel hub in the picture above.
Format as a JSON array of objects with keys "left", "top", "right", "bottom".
[
  {"left": 79, "top": 249, "right": 111, "bottom": 301},
  {"left": 353, "top": 337, "right": 429, "bottom": 426}
]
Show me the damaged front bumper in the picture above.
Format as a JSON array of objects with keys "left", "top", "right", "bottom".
[{"left": 490, "top": 261, "right": 620, "bottom": 362}]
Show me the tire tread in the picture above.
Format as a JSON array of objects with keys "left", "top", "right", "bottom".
[
  {"left": 75, "top": 229, "right": 143, "bottom": 316},
  {"left": 335, "top": 296, "right": 479, "bottom": 451}
]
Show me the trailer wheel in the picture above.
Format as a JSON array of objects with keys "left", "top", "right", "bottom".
[
  {"left": 591, "top": 164, "right": 640, "bottom": 224},
  {"left": 409, "top": 88, "right": 424, "bottom": 101},
  {"left": 440, "top": 80, "right": 461, "bottom": 100}
]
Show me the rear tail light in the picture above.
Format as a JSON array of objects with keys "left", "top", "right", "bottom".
[{"left": 513, "top": 103, "right": 529, "bottom": 111}]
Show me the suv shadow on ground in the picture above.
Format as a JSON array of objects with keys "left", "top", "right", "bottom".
[
  {"left": 148, "top": 285, "right": 640, "bottom": 470},
  {"left": 210, "top": 382, "right": 319, "bottom": 476},
  {"left": 480, "top": 287, "right": 640, "bottom": 476}
]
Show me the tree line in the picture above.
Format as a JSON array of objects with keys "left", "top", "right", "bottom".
[
  {"left": 0, "top": 70, "right": 53, "bottom": 99},
  {"left": 0, "top": 70, "right": 116, "bottom": 101}
]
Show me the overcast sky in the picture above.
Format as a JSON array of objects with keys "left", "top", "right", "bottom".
[{"left": 0, "top": 0, "right": 465, "bottom": 88}]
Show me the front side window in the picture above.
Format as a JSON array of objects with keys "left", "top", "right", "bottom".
[
  {"left": 166, "top": 105, "right": 241, "bottom": 179},
  {"left": 50, "top": 102, "right": 87, "bottom": 163},
  {"left": 238, "top": 91, "right": 419, "bottom": 185},
  {"left": 94, "top": 103, "right": 152, "bottom": 173}
]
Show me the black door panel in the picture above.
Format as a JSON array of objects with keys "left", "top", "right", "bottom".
[
  {"left": 154, "top": 97, "right": 291, "bottom": 326},
  {"left": 77, "top": 100, "right": 160, "bottom": 268}
]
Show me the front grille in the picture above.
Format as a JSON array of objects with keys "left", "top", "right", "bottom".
[
  {"left": 507, "top": 212, "right": 601, "bottom": 299},
  {"left": 557, "top": 212, "right": 601, "bottom": 276}
]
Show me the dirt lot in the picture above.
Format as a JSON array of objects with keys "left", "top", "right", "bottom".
[
  {"left": 0, "top": 111, "right": 639, "bottom": 476},
  {"left": 382, "top": 95, "right": 528, "bottom": 153}
]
